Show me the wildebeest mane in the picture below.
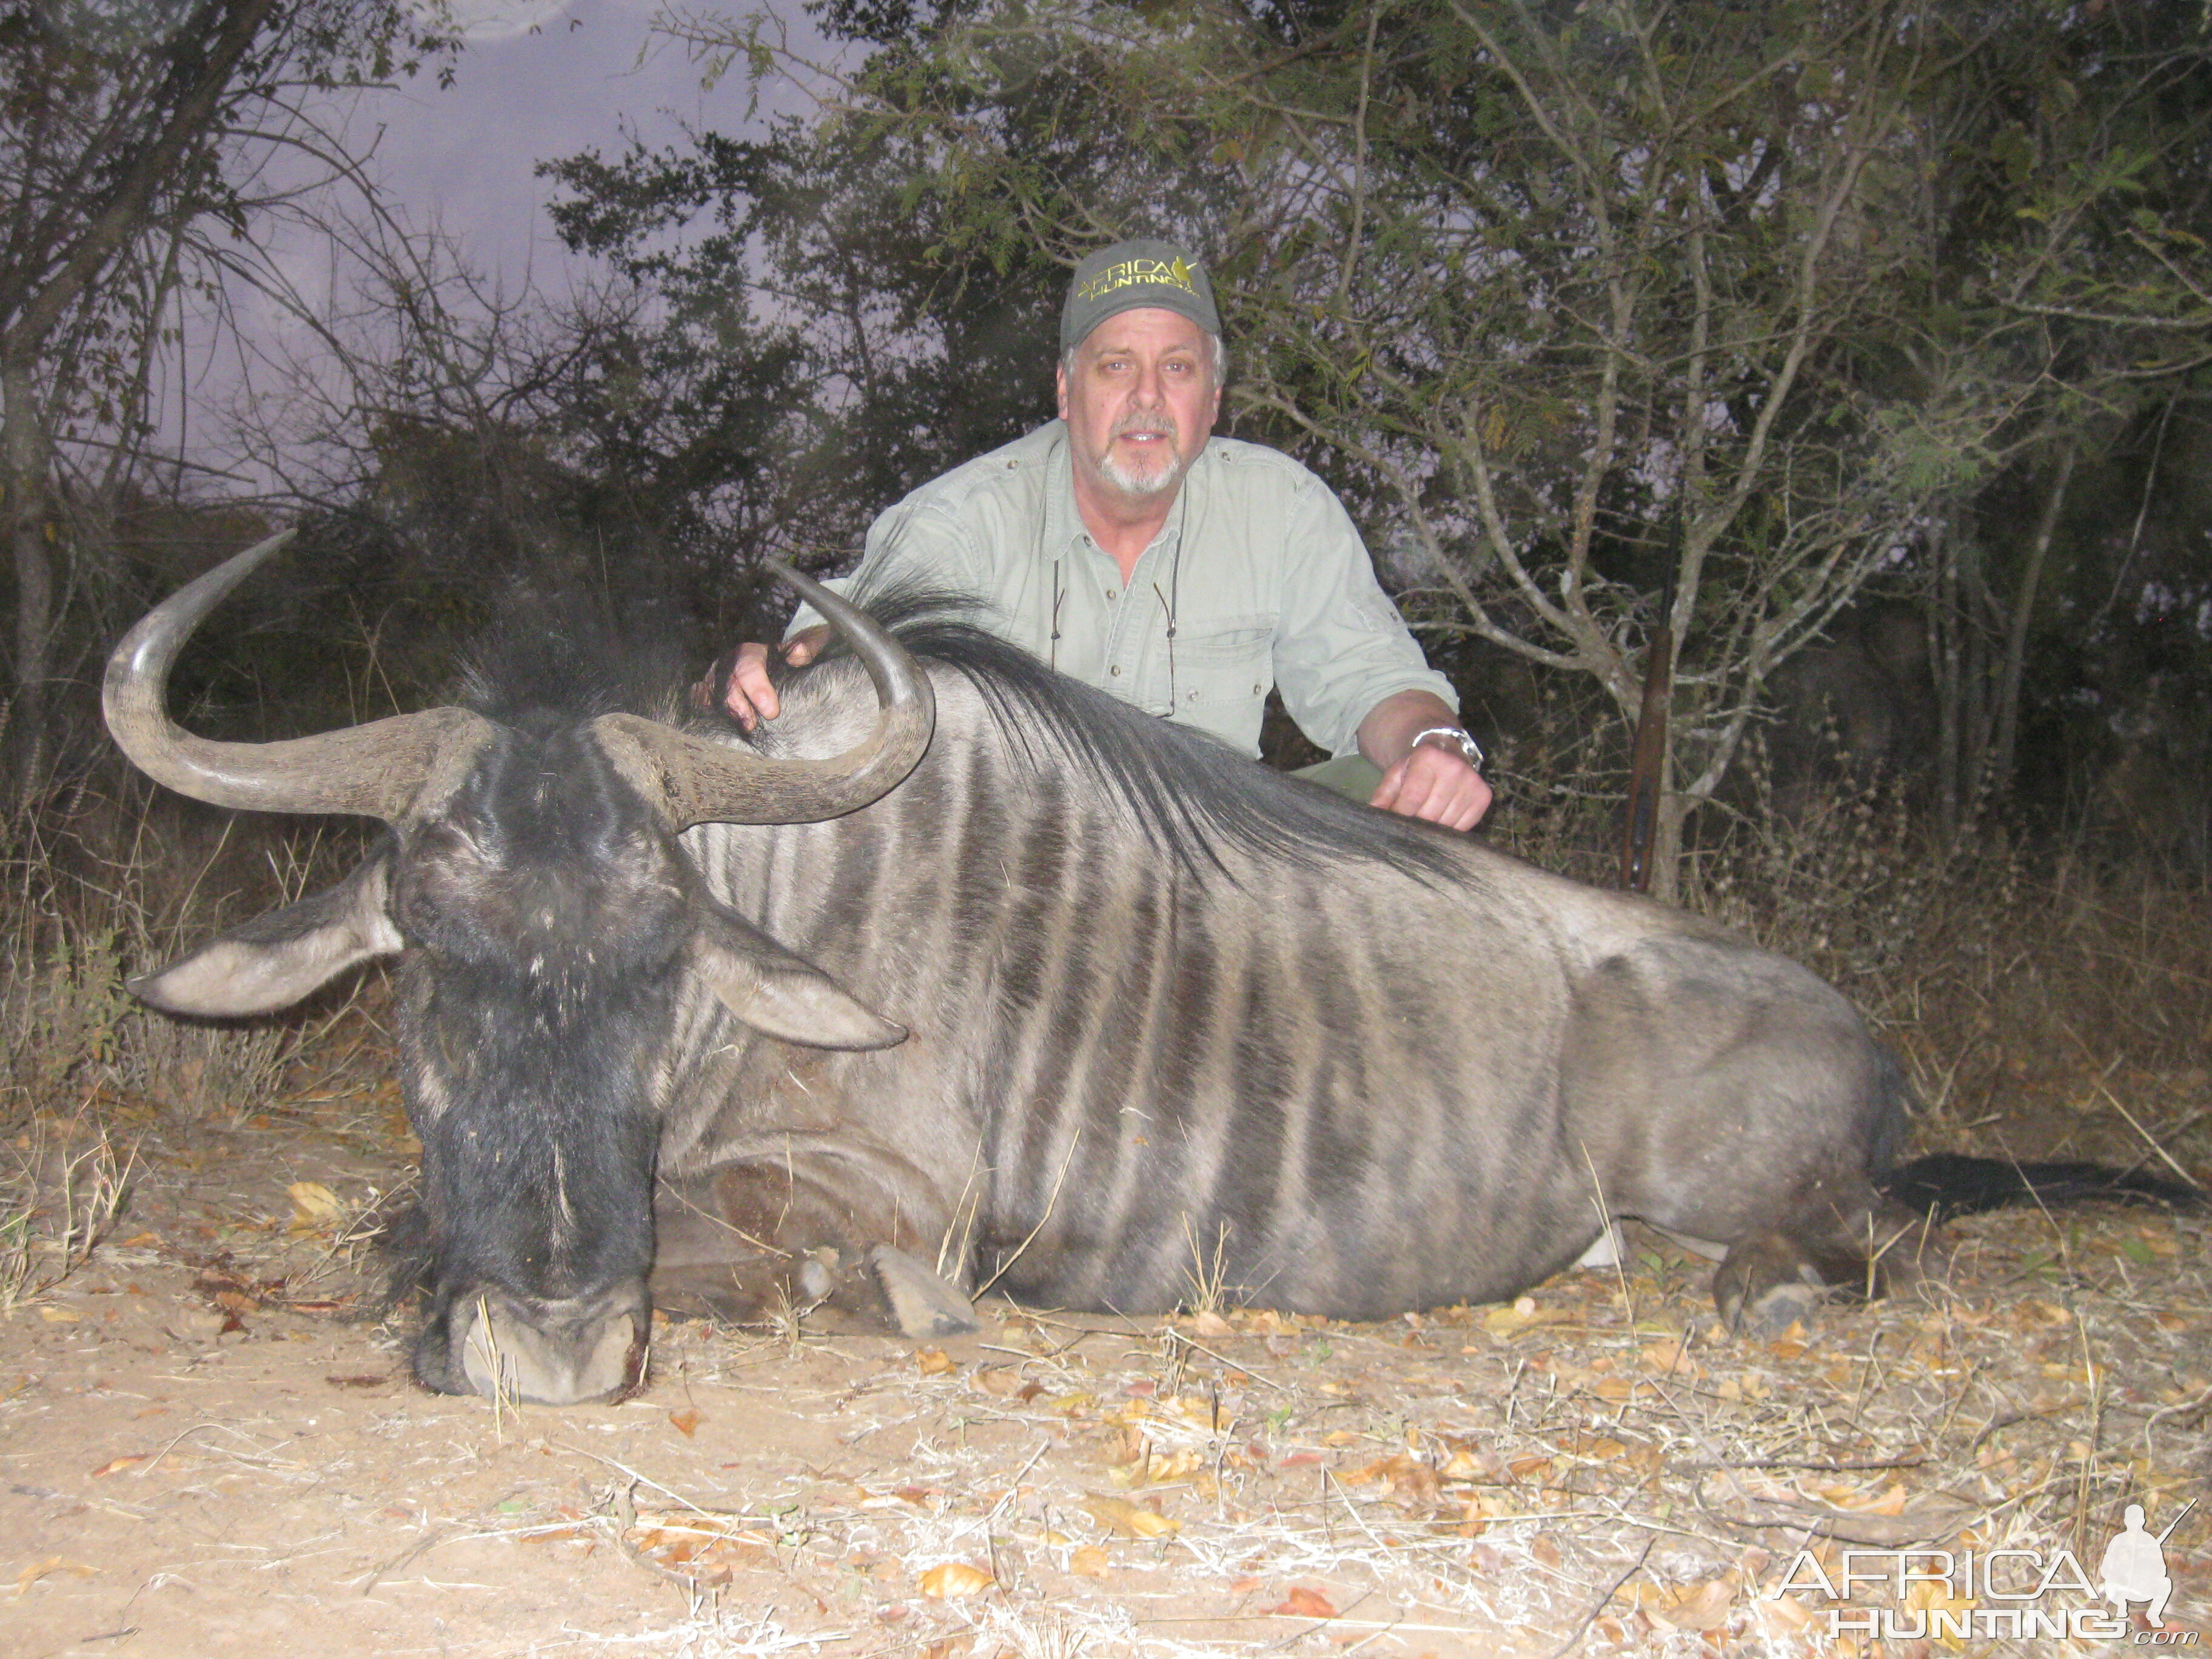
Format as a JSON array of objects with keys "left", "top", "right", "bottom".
[
  {"left": 789, "top": 585, "right": 1464, "bottom": 887},
  {"left": 458, "top": 586, "right": 691, "bottom": 724}
]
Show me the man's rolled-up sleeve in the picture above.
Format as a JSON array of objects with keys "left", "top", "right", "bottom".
[{"left": 1268, "top": 477, "right": 1458, "bottom": 757}]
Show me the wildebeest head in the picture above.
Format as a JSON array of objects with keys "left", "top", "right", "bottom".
[{"left": 104, "top": 533, "right": 933, "bottom": 1403}]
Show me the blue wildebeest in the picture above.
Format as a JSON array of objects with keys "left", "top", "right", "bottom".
[{"left": 106, "top": 534, "right": 2195, "bottom": 1404}]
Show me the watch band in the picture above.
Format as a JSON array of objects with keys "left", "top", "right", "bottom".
[{"left": 1410, "top": 724, "right": 1484, "bottom": 771}]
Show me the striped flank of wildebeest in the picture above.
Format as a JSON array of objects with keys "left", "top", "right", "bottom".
[{"left": 660, "top": 600, "right": 1902, "bottom": 1322}]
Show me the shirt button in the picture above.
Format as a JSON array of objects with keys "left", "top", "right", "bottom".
[
  {"left": 1110, "top": 665, "right": 1122, "bottom": 677},
  {"left": 1105, "top": 588, "right": 1118, "bottom": 600}
]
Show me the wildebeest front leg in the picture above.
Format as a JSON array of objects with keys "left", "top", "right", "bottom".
[{"left": 651, "top": 1165, "right": 977, "bottom": 1338}]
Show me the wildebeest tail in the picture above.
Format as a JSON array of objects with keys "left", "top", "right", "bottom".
[{"left": 1879, "top": 1152, "right": 2204, "bottom": 1224}]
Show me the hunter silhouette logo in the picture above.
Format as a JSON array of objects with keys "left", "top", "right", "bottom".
[{"left": 2103, "top": 1500, "right": 2196, "bottom": 1629}]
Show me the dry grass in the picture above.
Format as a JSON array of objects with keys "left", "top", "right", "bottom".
[
  {"left": 0, "top": 785, "right": 375, "bottom": 1130},
  {"left": 5, "top": 745, "right": 2208, "bottom": 1654},
  {"left": 0, "top": 1110, "right": 137, "bottom": 1312}
]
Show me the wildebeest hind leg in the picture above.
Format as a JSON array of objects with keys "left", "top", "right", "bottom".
[{"left": 1712, "top": 1197, "right": 1943, "bottom": 1336}]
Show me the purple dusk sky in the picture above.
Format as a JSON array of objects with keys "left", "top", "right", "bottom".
[{"left": 179, "top": 1, "right": 822, "bottom": 489}]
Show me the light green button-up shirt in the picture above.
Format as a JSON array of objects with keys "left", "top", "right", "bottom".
[{"left": 793, "top": 420, "right": 1456, "bottom": 759}]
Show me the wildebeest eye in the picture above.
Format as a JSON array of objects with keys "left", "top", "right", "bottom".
[{"left": 417, "top": 814, "right": 493, "bottom": 866}]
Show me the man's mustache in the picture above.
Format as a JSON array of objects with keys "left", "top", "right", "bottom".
[{"left": 1112, "top": 412, "right": 1177, "bottom": 441}]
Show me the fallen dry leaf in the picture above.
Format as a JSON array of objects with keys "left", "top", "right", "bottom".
[
  {"left": 1837, "top": 1481, "right": 1910, "bottom": 1517},
  {"left": 919, "top": 1561, "right": 994, "bottom": 1599},
  {"left": 1483, "top": 1296, "right": 1569, "bottom": 1338},
  {"left": 1438, "top": 1449, "right": 1482, "bottom": 1480},
  {"left": 1643, "top": 1575, "right": 1737, "bottom": 1631},
  {"left": 89, "top": 1453, "right": 152, "bottom": 1478},
  {"left": 1639, "top": 1336, "right": 1701, "bottom": 1376},
  {"left": 668, "top": 1408, "right": 704, "bottom": 1438},
  {"left": 1272, "top": 1585, "right": 1338, "bottom": 1619},
  {"left": 1069, "top": 1544, "right": 1110, "bottom": 1578},
  {"left": 1341, "top": 1452, "right": 1440, "bottom": 1503},
  {"left": 1084, "top": 1495, "right": 1179, "bottom": 1539},
  {"left": 287, "top": 1181, "right": 343, "bottom": 1232},
  {"left": 914, "top": 1347, "right": 956, "bottom": 1376},
  {"left": 12, "top": 1556, "right": 95, "bottom": 1595}
]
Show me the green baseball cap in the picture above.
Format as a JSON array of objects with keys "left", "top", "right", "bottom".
[{"left": 1061, "top": 238, "right": 1221, "bottom": 354}]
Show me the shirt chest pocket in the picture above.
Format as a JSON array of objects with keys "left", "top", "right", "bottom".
[{"left": 1167, "top": 612, "right": 1275, "bottom": 715}]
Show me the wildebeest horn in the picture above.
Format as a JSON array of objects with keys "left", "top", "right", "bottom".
[
  {"left": 103, "top": 530, "right": 490, "bottom": 822},
  {"left": 591, "top": 560, "right": 934, "bottom": 829}
]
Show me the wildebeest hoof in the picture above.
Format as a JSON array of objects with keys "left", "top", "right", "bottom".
[
  {"left": 1714, "top": 1233, "right": 1830, "bottom": 1338},
  {"left": 870, "top": 1244, "right": 979, "bottom": 1338},
  {"left": 1724, "top": 1276, "right": 1825, "bottom": 1338},
  {"left": 795, "top": 1248, "right": 842, "bottom": 1304}
]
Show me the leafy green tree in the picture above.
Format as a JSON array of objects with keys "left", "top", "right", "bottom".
[
  {"left": 641, "top": 0, "right": 1993, "bottom": 891},
  {"left": 578, "top": 0, "right": 2211, "bottom": 888},
  {"left": 1891, "top": 0, "right": 2212, "bottom": 836},
  {"left": 540, "top": 118, "right": 1064, "bottom": 591}
]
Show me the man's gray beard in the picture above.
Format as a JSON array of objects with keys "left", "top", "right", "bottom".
[{"left": 1097, "top": 427, "right": 1187, "bottom": 498}]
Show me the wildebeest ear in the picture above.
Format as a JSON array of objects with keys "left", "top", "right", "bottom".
[
  {"left": 130, "top": 842, "right": 404, "bottom": 1017},
  {"left": 693, "top": 905, "right": 907, "bottom": 1051}
]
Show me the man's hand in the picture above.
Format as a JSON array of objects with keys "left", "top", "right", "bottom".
[
  {"left": 1369, "top": 740, "right": 1492, "bottom": 831},
  {"left": 1356, "top": 689, "right": 1492, "bottom": 830},
  {"left": 689, "top": 626, "right": 832, "bottom": 731}
]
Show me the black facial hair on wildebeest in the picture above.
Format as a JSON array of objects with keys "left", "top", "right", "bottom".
[{"left": 105, "top": 534, "right": 2201, "bottom": 1404}]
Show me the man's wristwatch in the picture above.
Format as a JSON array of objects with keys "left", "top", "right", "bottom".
[{"left": 1409, "top": 725, "right": 1485, "bottom": 771}]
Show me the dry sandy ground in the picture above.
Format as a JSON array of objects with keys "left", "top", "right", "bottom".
[{"left": 7, "top": 1082, "right": 2211, "bottom": 1659}]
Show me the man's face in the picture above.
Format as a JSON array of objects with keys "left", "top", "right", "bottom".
[{"left": 1057, "top": 307, "right": 1221, "bottom": 509}]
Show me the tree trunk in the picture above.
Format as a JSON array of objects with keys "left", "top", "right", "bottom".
[
  {"left": 1650, "top": 766, "right": 1687, "bottom": 905},
  {"left": 1991, "top": 440, "right": 2077, "bottom": 789},
  {"left": 1929, "top": 509, "right": 1963, "bottom": 843},
  {"left": 3, "top": 357, "right": 55, "bottom": 807}
]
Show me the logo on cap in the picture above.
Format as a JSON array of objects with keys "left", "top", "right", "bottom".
[{"left": 1075, "top": 255, "right": 1198, "bottom": 306}]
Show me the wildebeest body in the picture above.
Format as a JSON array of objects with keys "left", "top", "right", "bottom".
[
  {"left": 107, "top": 538, "right": 2190, "bottom": 1403},
  {"left": 649, "top": 632, "right": 1906, "bottom": 1324}
]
